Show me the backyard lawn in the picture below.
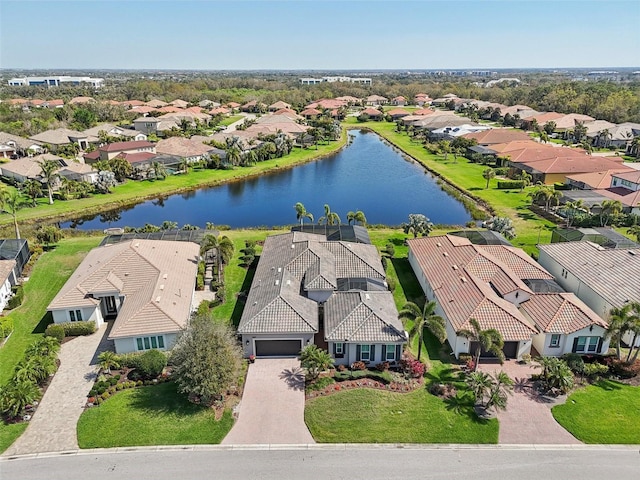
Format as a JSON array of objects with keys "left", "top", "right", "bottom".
[
  {"left": 77, "top": 382, "right": 234, "bottom": 448},
  {"left": 552, "top": 380, "right": 640, "bottom": 444},
  {"left": 305, "top": 388, "right": 498, "bottom": 443}
]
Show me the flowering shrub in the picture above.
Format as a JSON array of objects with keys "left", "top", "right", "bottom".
[
  {"left": 465, "top": 359, "right": 476, "bottom": 372},
  {"left": 350, "top": 361, "right": 366, "bottom": 371},
  {"left": 375, "top": 361, "right": 390, "bottom": 372},
  {"left": 401, "top": 358, "right": 426, "bottom": 378}
]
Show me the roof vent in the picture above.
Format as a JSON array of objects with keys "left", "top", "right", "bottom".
[
  {"left": 460, "top": 277, "right": 467, "bottom": 283},
  {"left": 163, "top": 274, "right": 168, "bottom": 279},
  {"left": 160, "top": 285, "right": 164, "bottom": 290},
  {"left": 443, "top": 252, "right": 449, "bottom": 257},
  {"left": 629, "top": 250, "right": 636, "bottom": 256},
  {"left": 286, "top": 280, "right": 291, "bottom": 285},
  {"left": 155, "top": 296, "right": 161, "bottom": 302},
  {"left": 275, "top": 280, "right": 279, "bottom": 286},
  {"left": 291, "top": 244, "right": 295, "bottom": 249},
  {"left": 124, "top": 272, "right": 129, "bottom": 276},
  {"left": 365, "top": 293, "right": 371, "bottom": 300},
  {"left": 452, "top": 265, "right": 458, "bottom": 270},
  {"left": 278, "top": 267, "right": 282, "bottom": 273},
  {"left": 134, "top": 243, "right": 140, "bottom": 248},
  {"left": 436, "top": 242, "right": 442, "bottom": 247}
]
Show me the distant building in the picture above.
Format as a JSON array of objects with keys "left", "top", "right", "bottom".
[
  {"left": 7, "top": 76, "right": 104, "bottom": 88},
  {"left": 300, "top": 76, "right": 372, "bottom": 86}
]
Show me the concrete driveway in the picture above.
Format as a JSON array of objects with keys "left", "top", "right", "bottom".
[
  {"left": 478, "top": 360, "right": 580, "bottom": 444},
  {"left": 222, "top": 358, "right": 314, "bottom": 445}
]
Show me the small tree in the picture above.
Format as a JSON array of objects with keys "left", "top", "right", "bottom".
[
  {"left": 36, "top": 225, "right": 63, "bottom": 247},
  {"left": 482, "top": 168, "right": 496, "bottom": 189},
  {"left": 401, "top": 213, "right": 433, "bottom": 238},
  {"left": 399, "top": 301, "right": 446, "bottom": 362},
  {"left": 0, "top": 379, "right": 41, "bottom": 418},
  {"left": 458, "top": 318, "right": 505, "bottom": 371},
  {"left": 484, "top": 216, "right": 516, "bottom": 239},
  {"left": 98, "top": 351, "right": 120, "bottom": 374},
  {"left": 300, "top": 345, "right": 334, "bottom": 382},
  {"left": 171, "top": 316, "right": 243, "bottom": 405}
]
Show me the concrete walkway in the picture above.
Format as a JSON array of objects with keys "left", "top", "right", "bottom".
[
  {"left": 222, "top": 358, "right": 314, "bottom": 445},
  {"left": 4, "top": 325, "right": 112, "bottom": 456},
  {"left": 478, "top": 360, "right": 580, "bottom": 444}
]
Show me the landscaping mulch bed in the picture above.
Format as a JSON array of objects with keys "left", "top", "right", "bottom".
[{"left": 306, "top": 376, "right": 423, "bottom": 399}]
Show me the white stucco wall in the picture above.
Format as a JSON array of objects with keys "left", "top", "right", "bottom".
[
  {"left": 533, "top": 326, "right": 610, "bottom": 357},
  {"left": 0, "top": 278, "right": 12, "bottom": 313},
  {"left": 51, "top": 306, "right": 102, "bottom": 327},
  {"left": 113, "top": 332, "right": 178, "bottom": 354}
]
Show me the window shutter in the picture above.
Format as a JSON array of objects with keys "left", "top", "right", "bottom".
[
  {"left": 333, "top": 343, "right": 336, "bottom": 356},
  {"left": 370, "top": 345, "right": 376, "bottom": 362},
  {"left": 396, "top": 344, "right": 401, "bottom": 361},
  {"left": 381, "top": 345, "right": 386, "bottom": 361},
  {"left": 572, "top": 338, "right": 579, "bottom": 353},
  {"left": 356, "top": 344, "right": 361, "bottom": 361},
  {"left": 597, "top": 337, "right": 603, "bottom": 354}
]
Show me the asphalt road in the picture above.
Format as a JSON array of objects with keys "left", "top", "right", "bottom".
[{"left": 2, "top": 445, "right": 639, "bottom": 480}]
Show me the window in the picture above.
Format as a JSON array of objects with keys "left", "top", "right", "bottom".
[
  {"left": 335, "top": 343, "right": 343, "bottom": 355},
  {"left": 69, "top": 309, "right": 82, "bottom": 322},
  {"left": 549, "top": 334, "right": 561, "bottom": 348},
  {"left": 587, "top": 336, "right": 599, "bottom": 352},
  {"left": 360, "top": 344, "right": 371, "bottom": 361},
  {"left": 575, "top": 336, "right": 599, "bottom": 353},
  {"left": 385, "top": 344, "right": 396, "bottom": 361},
  {"left": 136, "top": 335, "right": 165, "bottom": 351}
]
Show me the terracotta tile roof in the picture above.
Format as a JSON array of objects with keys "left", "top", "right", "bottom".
[
  {"left": 269, "top": 101, "right": 291, "bottom": 110},
  {"left": 170, "top": 99, "right": 189, "bottom": 108},
  {"left": 463, "top": 129, "right": 531, "bottom": 145},
  {"left": 102, "top": 140, "right": 155, "bottom": 153},
  {"left": 155, "top": 137, "right": 213, "bottom": 158},
  {"left": 408, "top": 235, "right": 548, "bottom": 341},
  {"left": 538, "top": 242, "right": 640, "bottom": 309},
  {"left": 146, "top": 99, "right": 168, "bottom": 108},
  {"left": 116, "top": 152, "right": 155, "bottom": 165},
  {"left": 387, "top": 108, "right": 410, "bottom": 117},
  {"left": 566, "top": 169, "right": 634, "bottom": 189},
  {"left": 300, "top": 108, "right": 322, "bottom": 116},
  {"left": 47, "top": 240, "right": 199, "bottom": 339},
  {"left": 122, "top": 100, "right": 145, "bottom": 107},
  {"left": 226, "top": 102, "right": 241, "bottom": 108},
  {"left": 209, "top": 107, "right": 230, "bottom": 115},
  {"left": 594, "top": 186, "right": 640, "bottom": 208},
  {"left": 156, "top": 106, "right": 183, "bottom": 113},
  {"left": 414, "top": 108, "right": 434, "bottom": 115},
  {"left": 129, "top": 105, "right": 157, "bottom": 114},
  {"left": 68, "top": 96, "right": 95, "bottom": 104},
  {"left": 612, "top": 170, "right": 640, "bottom": 183},
  {"left": 525, "top": 112, "right": 564, "bottom": 125},
  {"left": 361, "top": 107, "right": 383, "bottom": 116},
  {"left": 520, "top": 293, "right": 608, "bottom": 334},
  {"left": 553, "top": 113, "right": 595, "bottom": 130},
  {"left": 514, "top": 155, "right": 625, "bottom": 175},
  {"left": 0, "top": 157, "right": 43, "bottom": 179}
]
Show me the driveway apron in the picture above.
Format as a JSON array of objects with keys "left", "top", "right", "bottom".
[
  {"left": 3, "top": 324, "right": 112, "bottom": 456},
  {"left": 478, "top": 360, "right": 581, "bottom": 444},
  {"left": 222, "top": 358, "right": 314, "bottom": 444}
]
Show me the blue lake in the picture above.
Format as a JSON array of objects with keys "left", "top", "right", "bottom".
[{"left": 63, "top": 130, "right": 472, "bottom": 229}]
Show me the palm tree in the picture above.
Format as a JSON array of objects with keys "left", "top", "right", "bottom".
[
  {"left": 318, "top": 204, "right": 341, "bottom": 225},
  {"left": 516, "top": 171, "right": 532, "bottom": 192},
  {"left": 628, "top": 137, "right": 640, "bottom": 159},
  {"left": 0, "top": 379, "right": 40, "bottom": 418},
  {"left": 621, "top": 302, "right": 640, "bottom": 363},
  {"left": 299, "top": 345, "right": 334, "bottom": 382},
  {"left": 600, "top": 199, "right": 622, "bottom": 227},
  {"left": 98, "top": 351, "right": 120, "bottom": 374},
  {"left": 597, "top": 129, "right": 612, "bottom": 148},
  {"left": 484, "top": 216, "right": 516, "bottom": 239},
  {"left": 178, "top": 158, "right": 190, "bottom": 174},
  {"left": 294, "top": 202, "right": 313, "bottom": 225},
  {"left": 529, "top": 185, "right": 561, "bottom": 212},
  {"left": 25, "top": 336, "right": 60, "bottom": 358},
  {"left": 200, "top": 234, "right": 234, "bottom": 282},
  {"left": 21, "top": 179, "right": 43, "bottom": 207},
  {"left": 457, "top": 318, "right": 505, "bottom": 371},
  {"left": 482, "top": 168, "right": 496, "bottom": 189},
  {"left": 399, "top": 300, "right": 446, "bottom": 362},
  {"left": 564, "top": 199, "right": 585, "bottom": 227},
  {"left": 465, "top": 371, "right": 493, "bottom": 407},
  {"left": 401, "top": 213, "right": 433, "bottom": 238},
  {"left": 538, "top": 131, "right": 550, "bottom": 144},
  {"left": 607, "top": 304, "right": 635, "bottom": 361},
  {"left": 37, "top": 158, "right": 60, "bottom": 205},
  {"left": 573, "top": 122, "right": 588, "bottom": 143},
  {"left": 627, "top": 224, "right": 640, "bottom": 243},
  {"left": 0, "top": 188, "right": 23, "bottom": 239},
  {"left": 485, "top": 371, "right": 514, "bottom": 412},
  {"left": 150, "top": 161, "right": 167, "bottom": 180},
  {"left": 346, "top": 210, "right": 367, "bottom": 226}
]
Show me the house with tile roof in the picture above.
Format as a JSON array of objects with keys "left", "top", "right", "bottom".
[
  {"left": 83, "top": 123, "right": 147, "bottom": 143},
  {"left": 47, "top": 239, "right": 199, "bottom": 354},
  {"left": 30, "top": 128, "right": 90, "bottom": 152},
  {"left": 83, "top": 140, "right": 156, "bottom": 163},
  {"left": 238, "top": 231, "right": 406, "bottom": 362},
  {"left": 408, "top": 235, "right": 610, "bottom": 359},
  {"left": 538, "top": 241, "right": 639, "bottom": 349}
]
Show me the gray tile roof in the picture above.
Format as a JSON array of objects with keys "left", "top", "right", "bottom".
[
  {"left": 325, "top": 291, "right": 406, "bottom": 343},
  {"left": 538, "top": 242, "right": 640, "bottom": 309},
  {"left": 238, "top": 231, "right": 396, "bottom": 341}
]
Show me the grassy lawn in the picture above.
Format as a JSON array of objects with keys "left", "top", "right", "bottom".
[
  {"left": 305, "top": 388, "right": 497, "bottom": 443},
  {"left": 552, "top": 380, "right": 640, "bottom": 444},
  {"left": 348, "top": 120, "right": 557, "bottom": 254},
  {"left": 0, "top": 423, "right": 27, "bottom": 454},
  {"left": 77, "top": 382, "right": 233, "bottom": 448},
  {"left": 0, "top": 131, "right": 348, "bottom": 229},
  {"left": 219, "top": 115, "right": 243, "bottom": 126},
  {"left": 0, "top": 236, "right": 102, "bottom": 385}
]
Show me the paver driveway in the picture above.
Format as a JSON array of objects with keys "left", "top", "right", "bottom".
[
  {"left": 478, "top": 360, "right": 580, "bottom": 444},
  {"left": 222, "top": 358, "right": 314, "bottom": 444},
  {"left": 3, "top": 324, "right": 112, "bottom": 456}
]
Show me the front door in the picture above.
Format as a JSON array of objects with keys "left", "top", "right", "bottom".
[{"left": 105, "top": 296, "right": 117, "bottom": 315}]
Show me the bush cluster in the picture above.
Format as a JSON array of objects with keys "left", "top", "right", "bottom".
[
  {"left": 602, "top": 357, "right": 640, "bottom": 378},
  {"left": 135, "top": 349, "right": 167, "bottom": 379},
  {"left": 334, "top": 369, "right": 393, "bottom": 384},
  {"left": 0, "top": 316, "right": 14, "bottom": 339},
  {"left": 6, "top": 286, "right": 24, "bottom": 310},
  {"left": 496, "top": 180, "right": 525, "bottom": 190},
  {"left": 44, "top": 323, "right": 65, "bottom": 343},
  {"left": 58, "top": 321, "right": 96, "bottom": 336}
]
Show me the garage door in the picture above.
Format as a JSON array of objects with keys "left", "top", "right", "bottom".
[
  {"left": 255, "top": 340, "right": 302, "bottom": 357},
  {"left": 470, "top": 341, "right": 518, "bottom": 359}
]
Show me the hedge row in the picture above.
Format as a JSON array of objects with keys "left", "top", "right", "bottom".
[
  {"left": 46, "top": 320, "right": 96, "bottom": 337},
  {"left": 497, "top": 180, "right": 525, "bottom": 189},
  {"left": 6, "top": 286, "right": 24, "bottom": 310}
]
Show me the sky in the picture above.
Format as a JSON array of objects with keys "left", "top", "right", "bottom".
[{"left": 1, "top": 0, "right": 639, "bottom": 70}]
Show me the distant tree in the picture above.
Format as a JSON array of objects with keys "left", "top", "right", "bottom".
[
  {"left": 149, "top": 161, "right": 167, "bottom": 180},
  {"left": 543, "top": 121, "right": 556, "bottom": 135},
  {"left": 482, "top": 168, "right": 496, "bottom": 189},
  {"left": 21, "top": 179, "right": 43, "bottom": 207},
  {"left": 399, "top": 301, "right": 446, "bottom": 362},
  {"left": 318, "top": 204, "right": 341, "bottom": 225},
  {"left": 294, "top": 202, "right": 313, "bottom": 225},
  {"left": 171, "top": 315, "right": 243, "bottom": 405},
  {"left": 300, "top": 345, "right": 334, "bottom": 382},
  {"left": 37, "top": 158, "right": 60, "bottom": 205},
  {"left": 401, "top": 213, "right": 433, "bottom": 238},
  {"left": 36, "top": 225, "right": 63, "bottom": 247},
  {"left": 457, "top": 318, "right": 505, "bottom": 371},
  {"left": 72, "top": 108, "right": 97, "bottom": 129},
  {"left": 161, "top": 220, "right": 178, "bottom": 230},
  {"left": 438, "top": 140, "right": 452, "bottom": 161},
  {"left": 0, "top": 188, "right": 24, "bottom": 239},
  {"left": 346, "top": 210, "right": 367, "bottom": 226}
]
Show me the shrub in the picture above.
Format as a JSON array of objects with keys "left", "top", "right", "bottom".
[
  {"left": 136, "top": 349, "right": 167, "bottom": 379},
  {"left": 334, "top": 370, "right": 393, "bottom": 384},
  {"left": 0, "top": 316, "right": 15, "bottom": 339},
  {"left": 59, "top": 321, "right": 96, "bottom": 336},
  {"left": 562, "top": 353, "right": 585, "bottom": 374},
  {"left": 496, "top": 180, "right": 525, "bottom": 190},
  {"left": 458, "top": 353, "right": 472, "bottom": 363},
  {"left": 6, "top": 286, "right": 24, "bottom": 310},
  {"left": 401, "top": 358, "right": 426, "bottom": 378},
  {"left": 520, "top": 353, "right": 532, "bottom": 364},
  {"left": 583, "top": 362, "right": 609, "bottom": 379},
  {"left": 375, "top": 361, "right": 390, "bottom": 372},
  {"left": 306, "top": 376, "right": 335, "bottom": 392},
  {"left": 100, "top": 391, "right": 111, "bottom": 400},
  {"left": 240, "top": 254, "right": 255, "bottom": 267},
  {"left": 602, "top": 357, "right": 640, "bottom": 378},
  {"left": 115, "top": 351, "right": 144, "bottom": 369},
  {"left": 350, "top": 361, "right": 366, "bottom": 371},
  {"left": 384, "top": 243, "right": 395, "bottom": 258},
  {"left": 386, "top": 276, "right": 396, "bottom": 292},
  {"left": 494, "top": 167, "right": 509, "bottom": 176},
  {"left": 464, "top": 359, "right": 476, "bottom": 372},
  {"left": 44, "top": 324, "right": 65, "bottom": 343},
  {"left": 196, "top": 275, "right": 205, "bottom": 291},
  {"left": 380, "top": 256, "right": 388, "bottom": 271},
  {"left": 245, "top": 240, "right": 257, "bottom": 248}
]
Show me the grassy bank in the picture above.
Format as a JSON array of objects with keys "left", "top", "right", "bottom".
[
  {"left": 348, "top": 120, "right": 556, "bottom": 254},
  {"left": 0, "top": 132, "right": 348, "bottom": 228}
]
